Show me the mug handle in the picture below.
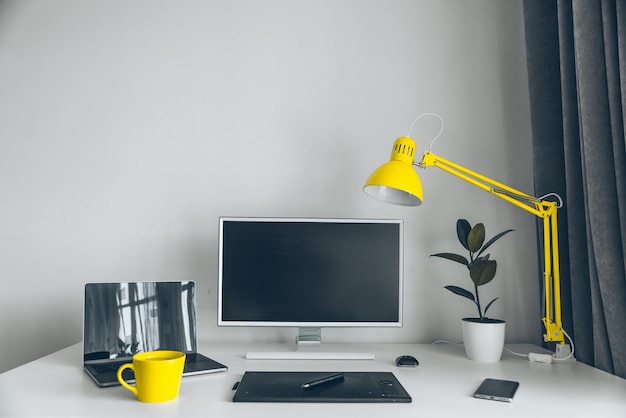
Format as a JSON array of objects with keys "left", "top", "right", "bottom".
[{"left": 117, "top": 364, "right": 137, "bottom": 396}]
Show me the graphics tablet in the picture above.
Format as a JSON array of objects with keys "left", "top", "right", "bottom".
[{"left": 233, "top": 371, "right": 411, "bottom": 403}]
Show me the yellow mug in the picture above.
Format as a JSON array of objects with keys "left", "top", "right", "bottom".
[{"left": 117, "top": 350, "right": 186, "bottom": 403}]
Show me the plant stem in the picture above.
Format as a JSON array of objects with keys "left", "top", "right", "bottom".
[{"left": 474, "top": 283, "right": 483, "bottom": 319}]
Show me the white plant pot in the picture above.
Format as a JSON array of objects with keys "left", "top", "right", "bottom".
[{"left": 461, "top": 317, "right": 506, "bottom": 362}]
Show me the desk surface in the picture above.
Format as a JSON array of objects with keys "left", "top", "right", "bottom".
[{"left": 1, "top": 341, "right": 625, "bottom": 417}]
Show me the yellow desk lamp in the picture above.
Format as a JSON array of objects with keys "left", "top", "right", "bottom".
[{"left": 364, "top": 114, "right": 570, "bottom": 353}]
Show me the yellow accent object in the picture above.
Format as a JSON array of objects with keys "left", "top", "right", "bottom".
[
  {"left": 363, "top": 137, "right": 424, "bottom": 206},
  {"left": 117, "top": 350, "right": 186, "bottom": 403},
  {"left": 365, "top": 143, "right": 566, "bottom": 345}
]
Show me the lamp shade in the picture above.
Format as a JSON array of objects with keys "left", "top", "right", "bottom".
[{"left": 363, "top": 136, "right": 424, "bottom": 206}]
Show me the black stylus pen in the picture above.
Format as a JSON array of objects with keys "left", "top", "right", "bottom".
[{"left": 301, "top": 373, "right": 345, "bottom": 389}]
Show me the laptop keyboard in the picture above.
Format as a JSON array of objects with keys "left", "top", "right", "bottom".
[
  {"left": 88, "top": 353, "right": 200, "bottom": 374},
  {"left": 88, "top": 360, "right": 132, "bottom": 374}
]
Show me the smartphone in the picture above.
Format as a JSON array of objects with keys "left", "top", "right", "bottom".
[{"left": 473, "top": 378, "right": 519, "bottom": 402}]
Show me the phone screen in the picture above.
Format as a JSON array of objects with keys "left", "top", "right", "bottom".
[{"left": 473, "top": 378, "right": 519, "bottom": 402}]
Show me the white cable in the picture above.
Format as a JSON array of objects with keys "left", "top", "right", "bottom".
[
  {"left": 407, "top": 113, "right": 444, "bottom": 152},
  {"left": 552, "top": 328, "right": 575, "bottom": 361},
  {"left": 538, "top": 192, "right": 564, "bottom": 208},
  {"left": 431, "top": 339, "right": 463, "bottom": 346},
  {"left": 504, "top": 347, "right": 529, "bottom": 358}
]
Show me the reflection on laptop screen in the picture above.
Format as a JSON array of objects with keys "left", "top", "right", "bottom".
[{"left": 83, "top": 281, "right": 197, "bottom": 362}]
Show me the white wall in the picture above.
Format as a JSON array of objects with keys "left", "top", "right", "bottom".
[{"left": 0, "top": 0, "right": 539, "bottom": 373}]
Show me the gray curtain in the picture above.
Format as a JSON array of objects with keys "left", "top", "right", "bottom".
[{"left": 523, "top": 0, "right": 626, "bottom": 378}]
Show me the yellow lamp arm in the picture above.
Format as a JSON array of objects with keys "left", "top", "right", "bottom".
[{"left": 419, "top": 151, "right": 565, "bottom": 344}]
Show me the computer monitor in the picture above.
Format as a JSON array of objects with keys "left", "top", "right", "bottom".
[{"left": 217, "top": 217, "right": 404, "bottom": 359}]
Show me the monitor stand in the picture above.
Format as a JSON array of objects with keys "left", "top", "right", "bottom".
[{"left": 245, "top": 327, "right": 376, "bottom": 360}]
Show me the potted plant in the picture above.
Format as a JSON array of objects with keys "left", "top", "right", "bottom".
[{"left": 431, "top": 218, "right": 514, "bottom": 362}]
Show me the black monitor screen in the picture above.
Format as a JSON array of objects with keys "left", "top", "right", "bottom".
[{"left": 218, "top": 217, "right": 403, "bottom": 327}]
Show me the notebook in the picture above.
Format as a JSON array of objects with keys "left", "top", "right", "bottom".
[
  {"left": 83, "top": 281, "right": 227, "bottom": 387},
  {"left": 232, "top": 371, "right": 412, "bottom": 403}
]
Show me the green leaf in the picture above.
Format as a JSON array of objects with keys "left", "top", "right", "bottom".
[
  {"left": 456, "top": 219, "right": 472, "bottom": 251},
  {"left": 477, "top": 229, "right": 514, "bottom": 258},
  {"left": 469, "top": 259, "right": 497, "bottom": 286},
  {"left": 484, "top": 297, "right": 499, "bottom": 316},
  {"left": 467, "top": 223, "right": 485, "bottom": 253},
  {"left": 430, "top": 252, "right": 469, "bottom": 267},
  {"left": 444, "top": 285, "right": 475, "bottom": 302}
]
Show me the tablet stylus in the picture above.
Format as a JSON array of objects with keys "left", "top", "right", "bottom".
[{"left": 301, "top": 373, "right": 345, "bottom": 389}]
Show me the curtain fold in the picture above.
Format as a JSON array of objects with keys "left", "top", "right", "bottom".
[{"left": 523, "top": 0, "right": 626, "bottom": 378}]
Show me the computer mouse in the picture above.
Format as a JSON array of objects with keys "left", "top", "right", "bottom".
[{"left": 395, "top": 355, "right": 419, "bottom": 367}]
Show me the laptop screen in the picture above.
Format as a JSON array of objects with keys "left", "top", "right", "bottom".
[{"left": 83, "top": 281, "right": 197, "bottom": 362}]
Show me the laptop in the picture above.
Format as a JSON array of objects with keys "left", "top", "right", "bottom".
[{"left": 83, "top": 281, "right": 227, "bottom": 387}]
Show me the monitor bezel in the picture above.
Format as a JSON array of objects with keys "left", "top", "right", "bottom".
[{"left": 217, "top": 216, "right": 404, "bottom": 328}]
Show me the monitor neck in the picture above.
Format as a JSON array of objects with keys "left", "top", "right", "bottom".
[{"left": 296, "top": 327, "right": 322, "bottom": 348}]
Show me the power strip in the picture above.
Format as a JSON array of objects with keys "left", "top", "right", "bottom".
[
  {"left": 528, "top": 344, "right": 574, "bottom": 364},
  {"left": 528, "top": 353, "right": 553, "bottom": 363}
]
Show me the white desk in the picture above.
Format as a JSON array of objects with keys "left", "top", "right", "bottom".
[{"left": 1, "top": 341, "right": 625, "bottom": 417}]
